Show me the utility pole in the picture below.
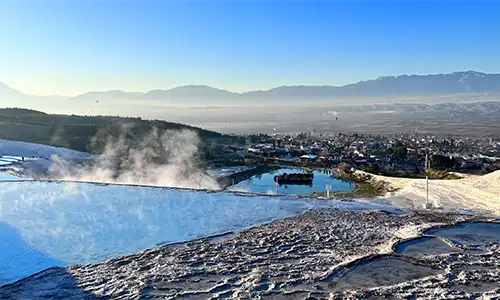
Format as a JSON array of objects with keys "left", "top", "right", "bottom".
[
  {"left": 497, "top": 191, "right": 500, "bottom": 216},
  {"left": 425, "top": 153, "right": 432, "bottom": 209},
  {"left": 273, "top": 128, "right": 278, "bottom": 149}
]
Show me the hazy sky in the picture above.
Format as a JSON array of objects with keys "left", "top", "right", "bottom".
[{"left": 1, "top": 0, "right": 500, "bottom": 96}]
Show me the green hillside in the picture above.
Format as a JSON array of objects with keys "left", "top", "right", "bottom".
[{"left": 0, "top": 108, "right": 234, "bottom": 154}]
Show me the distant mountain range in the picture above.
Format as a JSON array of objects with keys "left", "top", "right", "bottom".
[{"left": 2, "top": 71, "right": 500, "bottom": 104}]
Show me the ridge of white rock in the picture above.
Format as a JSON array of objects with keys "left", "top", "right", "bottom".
[{"left": 357, "top": 170, "right": 500, "bottom": 213}]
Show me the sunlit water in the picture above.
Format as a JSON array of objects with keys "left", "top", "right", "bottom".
[
  {"left": 228, "top": 168, "right": 354, "bottom": 195},
  {"left": 394, "top": 237, "right": 457, "bottom": 257},
  {"left": 325, "top": 222, "right": 500, "bottom": 291},
  {"left": 424, "top": 222, "right": 500, "bottom": 245},
  {"left": 0, "top": 180, "right": 396, "bottom": 285},
  {"left": 0, "top": 172, "right": 28, "bottom": 181},
  {"left": 325, "top": 256, "right": 442, "bottom": 292}
]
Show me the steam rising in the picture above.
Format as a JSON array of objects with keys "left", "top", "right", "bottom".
[{"left": 49, "top": 127, "right": 221, "bottom": 190}]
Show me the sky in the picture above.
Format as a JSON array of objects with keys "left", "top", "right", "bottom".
[{"left": 1, "top": 0, "right": 500, "bottom": 96}]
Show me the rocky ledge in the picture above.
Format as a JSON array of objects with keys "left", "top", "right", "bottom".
[{"left": 0, "top": 209, "right": 498, "bottom": 299}]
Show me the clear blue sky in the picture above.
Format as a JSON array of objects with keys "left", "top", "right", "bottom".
[{"left": 1, "top": 0, "right": 500, "bottom": 96}]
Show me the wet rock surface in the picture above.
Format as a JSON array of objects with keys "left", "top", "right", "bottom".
[
  {"left": 323, "top": 256, "right": 443, "bottom": 292},
  {"left": 351, "top": 245, "right": 500, "bottom": 300},
  {"left": 394, "top": 237, "right": 458, "bottom": 258},
  {"left": 424, "top": 221, "right": 500, "bottom": 245},
  {"left": 0, "top": 209, "right": 499, "bottom": 300}
]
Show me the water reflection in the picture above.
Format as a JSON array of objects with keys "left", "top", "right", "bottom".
[
  {"left": 424, "top": 222, "right": 500, "bottom": 245},
  {"left": 325, "top": 256, "right": 442, "bottom": 292},
  {"left": 394, "top": 237, "right": 457, "bottom": 257},
  {"left": 0, "top": 172, "right": 28, "bottom": 181},
  {"left": 229, "top": 168, "right": 353, "bottom": 195},
  {"left": 0, "top": 180, "right": 395, "bottom": 284}
]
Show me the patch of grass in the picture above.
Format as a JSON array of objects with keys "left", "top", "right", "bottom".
[
  {"left": 426, "top": 169, "right": 463, "bottom": 180},
  {"left": 335, "top": 182, "right": 384, "bottom": 199},
  {"left": 312, "top": 169, "right": 398, "bottom": 199},
  {"left": 380, "top": 169, "right": 421, "bottom": 178},
  {"left": 354, "top": 182, "right": 382, "bottom": 196},
  {"left": 312, "top": 181, "right": 386, "bottom": 199},
  {"left": 358, "top": 167, "right": 463, "bottom": 180}
]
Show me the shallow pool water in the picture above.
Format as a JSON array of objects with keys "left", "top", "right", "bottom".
[
  {"left": 325, "top": 256, "right": 442, "bottom": 291},
  {"left": 0, "top": 180, "right": 396, "bottom": 285},
  {"left": 0, "top": 172, "right": 26, "bottom": 181},
  {"left": 228, "top": 168, "right": 354, "bottom": 195},
  {"left": 448, "top": 281, "right": 500, "bottom": 294},
  {"left": 425, "top": 222, "right": 500, "bottom": 245},
  {"left": 394, "top": 236, "right": 457, "bottom": 257}
]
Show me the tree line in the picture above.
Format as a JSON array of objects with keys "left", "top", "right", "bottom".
[{"left": 0, "top": 108, "right": 235, "bottom": 155}]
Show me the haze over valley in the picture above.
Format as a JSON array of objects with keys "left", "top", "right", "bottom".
[{"left": 2, "top": 71, "right": 500, "bottom": 136}]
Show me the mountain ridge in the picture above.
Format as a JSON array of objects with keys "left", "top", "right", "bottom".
[{"left": 2, "top": 71, "right": 500, "bottom": 101}]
